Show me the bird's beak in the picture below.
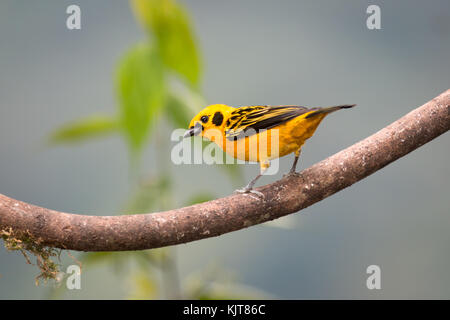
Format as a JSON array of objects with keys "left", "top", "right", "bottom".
[{"left": 183, "top": 124, "right": 202, "bottom": 138}]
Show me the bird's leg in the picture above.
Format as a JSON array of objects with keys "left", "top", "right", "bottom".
[
  {"left": 235, "top": 161, "right": 269, "bottom": 198},
  {"left": 287, "top": 149, "right": 301, "bottom": 175},
  {"left": 239, "top": 173, "right": 263, "bottom": 192}
]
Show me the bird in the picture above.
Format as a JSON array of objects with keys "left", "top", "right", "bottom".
[{"left": 184, "top": 103, "right": 355, "bottom": 195}]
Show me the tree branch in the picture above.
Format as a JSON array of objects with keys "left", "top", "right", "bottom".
[{"left": 1, "top": 90, "right": 449, "bottom": 251}]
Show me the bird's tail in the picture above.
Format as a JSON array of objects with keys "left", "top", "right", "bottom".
[{"left": 305, "top": 104, "right": 356, "bottom": 118}]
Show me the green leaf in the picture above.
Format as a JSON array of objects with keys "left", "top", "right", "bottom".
[
  {"left": 165, "top": 86, "right": 205, "bottom": 129},
  {"left": 116, "top": 42, "right": 165, "bottom": 154},
  {"left": 125, "top": 175, "right": 171, "bottom": 214},
  {"left": 48, "top": 114, "right": 118, "bottom": 145},
  {"left": 131, "top": 0, "right": 202, "bottom": 87}
]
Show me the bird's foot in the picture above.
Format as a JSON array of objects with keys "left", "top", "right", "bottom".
[{"left": 234, "top": 188, "right": 265, "bottom": 199}]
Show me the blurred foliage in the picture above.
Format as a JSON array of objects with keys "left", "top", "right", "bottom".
[{"left": 47, "top": 0, "right": 255, "bottom": 300}]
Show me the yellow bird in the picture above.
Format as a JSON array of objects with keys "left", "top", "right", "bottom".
[{"left": 184, "top": 104, "right": 355, "bottom": 194}]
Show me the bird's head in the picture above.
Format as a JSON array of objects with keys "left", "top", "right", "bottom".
[{"left": 184, "top": 104, "right": 232, "bottom": 140}]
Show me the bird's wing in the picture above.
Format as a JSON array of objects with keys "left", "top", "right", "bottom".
[{"left": 225, "top": 105, "right": 313, "bottom": 140}]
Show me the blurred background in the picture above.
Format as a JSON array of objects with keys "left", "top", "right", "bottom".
[{"left": 0, "top": 0, "right": 449, "bottom": 299}]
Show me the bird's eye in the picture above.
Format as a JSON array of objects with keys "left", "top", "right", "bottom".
[{"left": 200, "top": 115, "right": 209, "bottom": 123}]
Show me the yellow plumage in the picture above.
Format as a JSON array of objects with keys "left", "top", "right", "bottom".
[{"left": 184, "top": 103, "right": 355, "bottom": 193}]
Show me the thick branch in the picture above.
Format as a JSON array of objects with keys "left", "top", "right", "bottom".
[{"left": 1, "top": 90, "right": 449, "bottom": 251}]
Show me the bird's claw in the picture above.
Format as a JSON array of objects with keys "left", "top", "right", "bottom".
[
  {"left": 234, "top": 188, "right": 265, "bottom": 199},
  {"left": 283, "top": 171, "right": 300, "bottom": 178}
]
